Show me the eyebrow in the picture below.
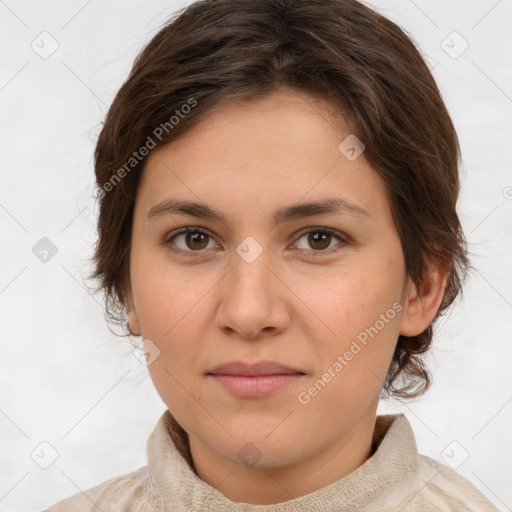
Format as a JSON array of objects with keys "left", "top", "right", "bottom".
[{"left": 147, "top": 197, "right": 369, "bottom": 225}]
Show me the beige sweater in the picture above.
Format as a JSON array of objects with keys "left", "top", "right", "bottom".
[{"left": 47, "top": 411, "right": 500, "bottom": 511}]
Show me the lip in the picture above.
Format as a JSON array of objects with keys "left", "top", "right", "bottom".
[
  {"left": 207, "top": 360, "right": 304, "bottom": 376},
  {"left": 206, "top": 360, "right": 305, "bottom": 398}
]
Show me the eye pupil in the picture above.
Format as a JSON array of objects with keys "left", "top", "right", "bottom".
[
  {"left": 308, "top": 231, "right": 330, "bottom": 250},
  {"left": 186, "top": 231, "right": 208, "bottom": 250}
]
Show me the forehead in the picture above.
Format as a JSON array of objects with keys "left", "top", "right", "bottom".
[
  {"left": 166, "top": 90, "right": 350, "bottom": 157},
  {"left": 137, "top": 90, "right": 391, "bottom": 225}
]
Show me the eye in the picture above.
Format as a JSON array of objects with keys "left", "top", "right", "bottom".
[
  {"left": 293, "top": 227, "right": 347, "bottom": 255},
  {"left": 164, "top": 226, "right": 348, "bottom": 258},
  {"left": 165, "top": 227, "right": 219, "bottom": 255}
]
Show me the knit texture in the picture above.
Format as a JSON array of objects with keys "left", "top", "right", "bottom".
[{"left": 46, "top": 411, "right": 500, "bottom": 511}]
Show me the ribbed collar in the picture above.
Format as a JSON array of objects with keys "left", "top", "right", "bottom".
[{"left": 147, "top": 411, "right": 419, "bottom": 511}]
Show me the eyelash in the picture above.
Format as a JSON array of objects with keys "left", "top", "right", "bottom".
[{"left": 164, "top": 226, "right": 348, "bottom": 259}]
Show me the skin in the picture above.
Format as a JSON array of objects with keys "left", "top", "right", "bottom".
[{"left": 126, "top": 89, "right": 446, "bottom": 504}]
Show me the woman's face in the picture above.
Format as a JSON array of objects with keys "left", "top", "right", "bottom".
[{"left": 127, "top": 90, "right": 420, "bottom": 489}]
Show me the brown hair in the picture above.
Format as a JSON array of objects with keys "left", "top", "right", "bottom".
[{"left": 90, "top": 0, "right": 469, "bottom": 399}]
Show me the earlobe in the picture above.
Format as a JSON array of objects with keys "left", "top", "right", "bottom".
[
  {"left": 127, "top": 309, "right": 142, "bottom": 336},
  {"left": 399, "top": 265, "right": 448, "bottom": 337},
  {"left": 126, "top": 289, "right": 142, "bottom": 337}
]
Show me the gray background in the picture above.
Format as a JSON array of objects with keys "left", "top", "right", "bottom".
[{"left": 0, "top": 0, "right": 511, "bottom": 510}]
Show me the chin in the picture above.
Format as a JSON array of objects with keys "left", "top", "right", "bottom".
[{"left": 214, "top": 427, "right": 309, "bottom": 468}]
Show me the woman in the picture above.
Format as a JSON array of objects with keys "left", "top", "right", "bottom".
[{"left": 48, "top": 0, "right": 499, "bottom": 509}]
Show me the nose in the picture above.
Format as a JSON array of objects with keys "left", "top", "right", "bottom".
[{"left": 215, "top": 246, "right": 291, "bottom": 340}]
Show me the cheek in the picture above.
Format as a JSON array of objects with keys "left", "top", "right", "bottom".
[
  {"left": 132, "top": 265, "right": 209, "bottom": 413},
  {"left": 305, "top": 265, "right": 403, "bottom": 343},
  {"left": 131, "top": 250, "right": 214, "bottom": 337},
  {"left": 130, "top": 257, "right": 219, "bottom": 389},
  {"left": 300, "top": 261, "right": 403, "bottom": 398}
]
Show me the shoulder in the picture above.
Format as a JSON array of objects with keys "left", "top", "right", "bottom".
[
  {"left": 373, "top": 415, "right": 500, "bottom": 511},
  {"left": 403, "top": 454, "right": 501, "bottom": 511},
  {"left": 45, "top": 465, "right": 164, "bottom": 511}
]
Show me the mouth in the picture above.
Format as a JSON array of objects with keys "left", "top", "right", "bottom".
[{"left": 206, "top": 360, "right": 306, "bottom": 398}]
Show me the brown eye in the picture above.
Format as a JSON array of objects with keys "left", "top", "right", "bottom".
[
  {"left": 307, "top": 231, "right": 331, "bottom": 250},
  {"left": 167, "top": 228, "right": 217, "bottom": 253},
  {"left": 184, "top": 230, "right": 209, "bottom": 250},
  {"left": 294, "top": 228, "right": 346, "bottom": 254}
]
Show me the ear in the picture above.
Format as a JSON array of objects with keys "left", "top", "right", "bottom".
[
  {"left": 125, "top": 287, "right": 142, "bottom": 337},
  {"left": 399, "top": 264, "right": 448, "bottom": 337}
]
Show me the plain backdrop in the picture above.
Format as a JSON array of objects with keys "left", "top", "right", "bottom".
[{"left": 0, "top": 0, "right": 511, "bottom": 510}]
